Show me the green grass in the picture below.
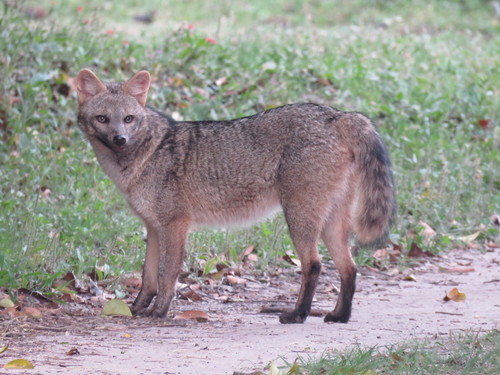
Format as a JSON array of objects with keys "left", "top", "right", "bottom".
[
  {"left": 277, "top": 330, "right": 500, "bottom": 375},
  {"left": 0, "top": 0, "right": 499, "bottom": 291}
]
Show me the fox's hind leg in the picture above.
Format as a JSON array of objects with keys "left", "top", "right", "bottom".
[
  {"left": 321, "top": 206, "right": 357, "bottom": 323},
  {"left": 278, "top": 203, "right": 324, "bottom": 324}
]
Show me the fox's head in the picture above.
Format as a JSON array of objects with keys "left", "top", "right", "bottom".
[{"left": 76, "top": 69, "right": 151, "bottom": 151}]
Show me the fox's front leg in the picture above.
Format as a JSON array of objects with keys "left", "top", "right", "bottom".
[
  {"left": 131, "top": 223, "right": 159, "bottom": 316},
  {"left": 147, "top": 218, "right": 190, "bottom": 319}
]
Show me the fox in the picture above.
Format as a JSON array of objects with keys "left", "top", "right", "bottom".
[{"left": 75, "top": 68, "right": 396, "bottom": 324}]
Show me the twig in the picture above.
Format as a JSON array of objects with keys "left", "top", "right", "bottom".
[
  {"left": 260, "top": 306, "right": 326, "bottom": 317},
  {"left": 435, "top": 311, "right": 464, "bottom": 316}
]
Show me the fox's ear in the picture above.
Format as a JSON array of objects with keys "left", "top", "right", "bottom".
[
  {"left": 123, "top": 70, "right": 151, "bottom": 106},
  {"left": 75, "top": 69, "right": 107, "bottom": 105}
]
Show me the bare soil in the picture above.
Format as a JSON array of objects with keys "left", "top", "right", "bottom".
[{"left": 1, "top": 247, "right": 499, "bottom": 375}]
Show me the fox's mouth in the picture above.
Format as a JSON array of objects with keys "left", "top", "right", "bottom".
[{"left": 95, "top": 135, "right": 126, "bottom": 151}]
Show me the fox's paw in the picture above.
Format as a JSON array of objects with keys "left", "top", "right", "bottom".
[
  {"left": 279, "top": 310, "right": 307, "bottom": 324},
  {"left": 145, "top": 300, "right": 170, "bottom": 319},
  {"left": 324, "top": 311, "right": 350, "bottom": 323},
  {"left": 130, "top": 305, "right": 149, "bottom": 317}
]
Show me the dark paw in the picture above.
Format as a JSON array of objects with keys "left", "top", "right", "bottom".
[
  {"left": 130, "top": 294, "right": 155, "bottom": 316},
  {"left": 147, "top": 307, "right": 169, "bottom": 319},
  {"left": 130, "top": 303, "right": 150, "bottom": 316},
  {"left": 324, "top": 311, "right": 350, "bottom": 323},
  {"left": 279, "top": 310, "right": 306, "bottom": 324}
]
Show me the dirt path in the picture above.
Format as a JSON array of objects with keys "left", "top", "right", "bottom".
[{"left": 1, "top": 247, "right": 499, "bottom": 374}]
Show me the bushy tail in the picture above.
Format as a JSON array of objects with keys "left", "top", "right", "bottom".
[{"left": 347, "top": 113, "right": 396, "bottom": 247}]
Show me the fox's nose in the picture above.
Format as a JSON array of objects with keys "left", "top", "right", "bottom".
[{"left": 113, "top": 135, "right": 127, "bottom": 146}]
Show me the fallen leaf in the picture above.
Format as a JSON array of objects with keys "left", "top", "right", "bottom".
[
  {"left": 243, "top": 245, "right": 255, "bottom": 257},
  {"left": 450, "top": 231, "right": 481, "bottom": 244},
  {"left": 0, "top": 345, "right": 8, "bottom": 354},
  {"left": 40, "top": 185, "right": 51, "bottom": 198},
  {"left": 24, "top": 307, "right": 42, "bottom": 318},
  {"left": 439, "top": 266, "right": 475, "bottom": 273},
  {"left": 0, "top": 306, "right": 18, "bottom": 316},
  {"left": 478, "top": 119, "right": 489, "bottom": 129},
  {"left": 123, "top": 333, "right": 132, "bottom": 338},
  {"left": 102, "top": 299, "right": 132, "bottom": 317},
  {"left": 247, "top": 253, "right": 259, "bottom": 262},
  {"left": 262, "top": 60, "right": 277, "bottom": 72},
  {"left": 61, "top": 271, "right": 77, "bottom": 289},
  {"left": 205, "top": 270, "right": 224, "bottom": 282},
  {"left": 124, "top": 276, "right": 142, "bottom": 290},
  {"left": 403, "top": 274, "right": 417, "bottom": 282},
  {"left": 16, "top": 289, "right": 59, "bottom": 309},
  {"left": 23, "top": 7, "right": 48, "bottom": 19},
  {"left": 226, "top": 275, "right": 247, "bottom": 286},
  {"left": 486, "top": 242, "right": 499, "bottom": 249},
  {"left": 133, "top": 11, "right": 155, "bottom": 24},
  {"left": 443, "top": 287, "right": 466, "bottom": 302},
  {"left": 179, "top": 289, "right": 203, "bottom": 302},
  {"left": 317, "top": 77, "right": 333, "bottom": 86},
  {"left": 391, "top": 353, "right": 404, "bottom": 362},
  {"left": 0, "top": 298, "right": 14, "bottom": 308},
  {"left": 173, "top": 310, "right": 209, "bottom": 322},
  {"left": 324, "top": 283, "right": 340, "bottom": 294},
  {"left": 418, "top": 220, "right": 436, "bottom": 242},
  {"left": 66, "top": 348, "right": 80, "bottom": 356},
  {"left": 491, "top": 214, "right": 500, "bottom": 226},
  {"left": 373, "top": 248, "right": 400, "bottom": 263},
  {"left": 215, "top": 77, "right": 228, "bottom": 87},
  {"left": 287, "top": 361, "right": 301, "bottom": 374},
  {"left": 4, "top": 359, "right": 34, "bottom": 369},
  {"left": 282, "top": 253, "right": 301, "bottom": 267},
  {"left": 408, "top": 242, "right": 435, "bottom": 258},
  {"left": 268, "top": 361, "right": 284, "bottom": 375}
]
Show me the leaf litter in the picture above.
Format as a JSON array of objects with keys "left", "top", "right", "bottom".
[{"left": 0, "top": 245, "right": 498, "bottom": 374}]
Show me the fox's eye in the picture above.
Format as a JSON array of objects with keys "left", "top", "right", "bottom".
[
  {"left": 96, "top": 115, "right": 108, "bottom": 123},
  {"left": 124, "top": 115, "right": 134, "bottom": 123}
]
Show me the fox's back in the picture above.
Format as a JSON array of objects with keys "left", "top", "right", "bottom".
[{"left": 146, "top": 104, "right": 350, "bottom": 227}]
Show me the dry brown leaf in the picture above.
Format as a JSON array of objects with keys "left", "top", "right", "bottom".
[
  {"left": 282, "top": 253, "right": 301, "bottom": 267},
  {"left": 173, "top": 310, "right": 209, "bottom": 322},
  {"left": 243, "top": 245, "right": 255, "bottom": 257},
  {"left": 408, "top": 242, "right": 435, "bottom": 258},
  {"left": 491, "top": 214, "right": 500, "bottom": 226},
  {"left": 439, "top": 266, "right": 475, "bottom": 273},
  {"left": 40, "top": 186, "right": 51, "bottom": 198},
  {"left": 443, "top": 287, "right": 466, "bottom": 302},
  {"left": 24, "top": 307, "right": 42, "bottom": 318},
  {"left": 61, "top": 271, "right": 77, "bottom": 289},
  {"left": 66, "top": 348, "right": 80, "bottom": 356},
  {"left": 324, "top": 283, "right": 340, "bottom": 294},
  {"left": 226, "top": 275, "right": 247, "bottom": 286},
  {"left": 179, "top": 289, "right": 203, "bottom": 302},
  {"left": 373, "top": 249, "right": 400, "bottom": 263},
  {"left": 418, "top": 220, "right": 436, "bottom": 242},
  {"left": 215, "top": 77, "right": 228, "bottom": 87},
  {"left": 247, "top": 253, "right": 259, "bottom": 262},
  {"left": 124, "top": 277, "right": 142, "bottom": 291}
]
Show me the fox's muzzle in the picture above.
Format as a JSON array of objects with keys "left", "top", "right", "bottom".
[{"left": 113, "top": 135, "right": 127, "bottom": 146}]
